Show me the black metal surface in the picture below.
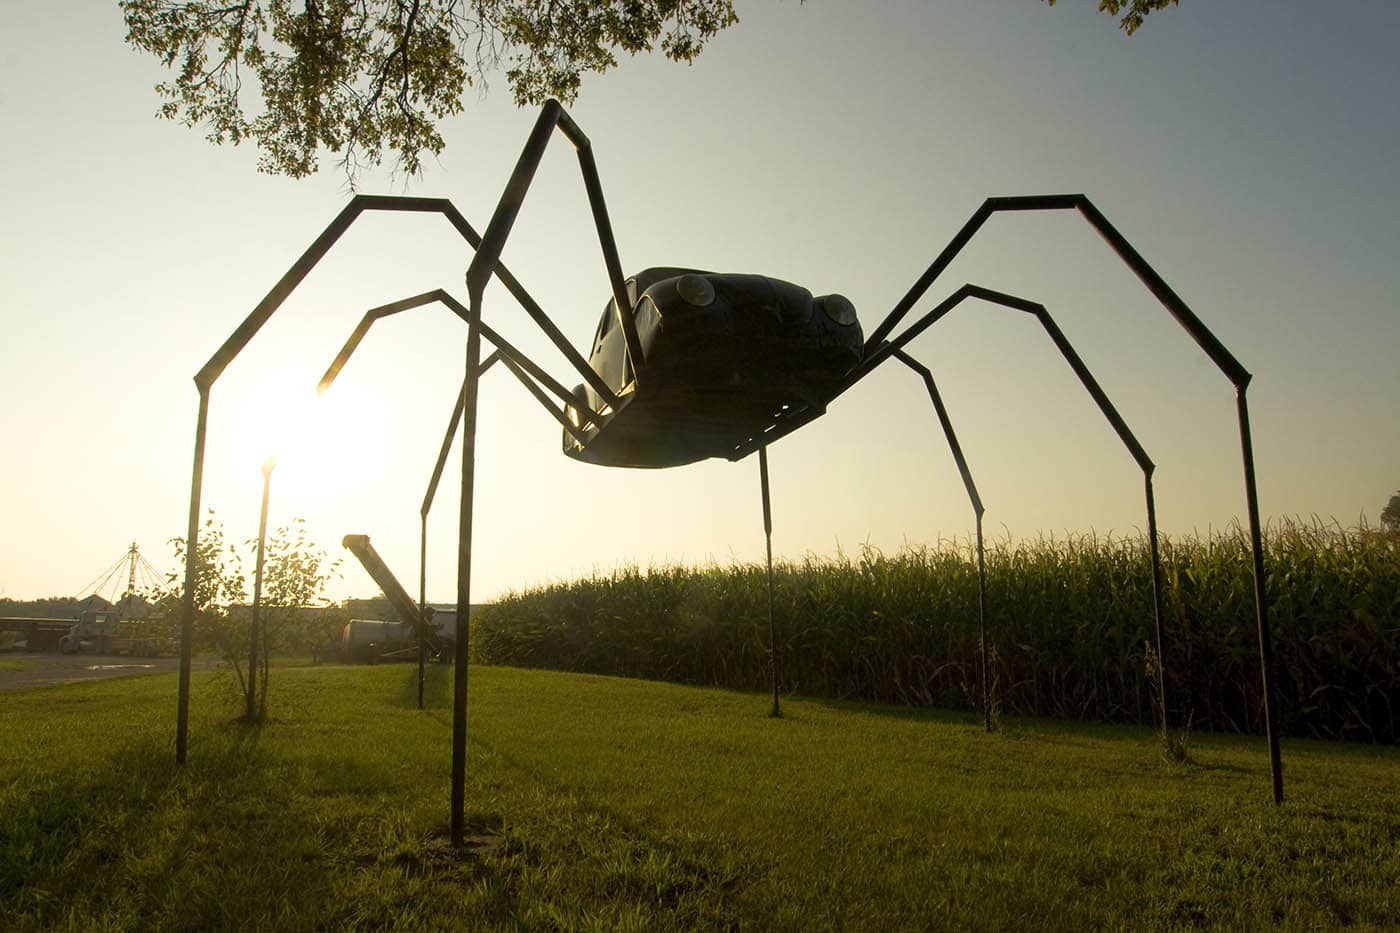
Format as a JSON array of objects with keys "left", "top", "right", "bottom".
[
  {"left": 451, "top": 313, "right": 482, "bottom": 846},
  {"left": 316, "top": 289, "right": 600, "bottom": 424},
  {"left": 565, "top": 270, "right": 861, "bottom": 468},
  {"left": 175, "top": 388, "right": 208, "bottom": 764},
  {"left": 1238, "top": 389, "right": 1283, "bottom": 803},
  {"left": 248, "top": 460, "right": 273, "bottom": 721},
  {"left": 418, "top": 515, "right": 427, "bottom": 710},
  {"left": 759, "top": 447, "right": 780, "bottom": 718},
  {"left": 1144, "top": 474, "right": 1168, "bottom": 730},
  {"left": 422, "top": 353, "right": 501, "bottom": 520},
  {"left": 976, "top": 514, "right": 989, "bottom": 732},
  {"left": 450, "top": 97, "right": 649, "bottom": 843}
]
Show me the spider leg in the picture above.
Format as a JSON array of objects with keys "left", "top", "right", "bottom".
[
  {"left": 464, "top": 100, "right": 645, "bottom": 384},
  {"left": 176, "top": 192, "right": 620, "bottom": 766},
  {"left": 875, "top": 286, "right": 1175, "bottom": 741},
  {"left": 759, "top": 447, "right": 781, "bottom": 718},
  {"left": 312, "top": 282, "right": 610, "bottom": 707},
  {"left": 755, "top": 197, "right": 1279, "bottom": 801},
  {"left": 446, "top": 99, "right": 655, "bottom": 843},
  {"left": 889, "top": 349, "right": 992, "bottom": 732},
  {"left": 316, "top": 289, "right": 603, "bottom": 426},
  {"left": 195, "top": 195, "right": 616, "bottom": 406},
  {"left": 865, "top": 195, "right": 1247, "bottom": 387}
]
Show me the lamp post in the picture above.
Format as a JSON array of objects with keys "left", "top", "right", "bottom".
[{"left": 247, "top": 455, "right": 276, "bottom": 721}]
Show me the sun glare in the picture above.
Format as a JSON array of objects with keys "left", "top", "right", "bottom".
[{"left": 221, "top": 373, "right": 389, "bottom": 510}]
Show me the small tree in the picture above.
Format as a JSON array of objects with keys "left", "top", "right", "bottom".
[
  {"left": 167, "top": 513, "right": 338, "bottom": 720},
  {"left": 248, "top": 519, "right": 341, "bottom": 717},
  {"left": 1382, "top": 492, "right": 1400, "bottom": 534},
  {"left": 166, "top": 514, "right": 251, "bottom": 706}
]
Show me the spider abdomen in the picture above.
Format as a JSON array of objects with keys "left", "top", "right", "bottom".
[{"left": 564, "top": 268, "right": 862, "bottom": 468}]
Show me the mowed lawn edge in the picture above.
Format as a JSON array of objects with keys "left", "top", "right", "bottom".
[{"left": 2, "top": 663, "right": 1397, "bottom": 930}]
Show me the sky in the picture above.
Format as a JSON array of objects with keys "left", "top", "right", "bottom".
[{"left": 2, "top": 1, "right": 1398, "bottom": 604}]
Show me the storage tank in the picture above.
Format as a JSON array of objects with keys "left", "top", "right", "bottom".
[
  {"left": 341, "top": 619, "right": 413, "bottom": 662},
  {"left": 426, "top": 608, "right": 457, "bottom": 644}
]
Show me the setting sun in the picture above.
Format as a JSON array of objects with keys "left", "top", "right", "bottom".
[{"left": 215, "top": 370, "right": 391, "bottom": 510}]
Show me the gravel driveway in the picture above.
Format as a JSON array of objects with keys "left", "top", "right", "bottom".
[{"left": 0, "top": 653, "right": 217, "bottom": 691}]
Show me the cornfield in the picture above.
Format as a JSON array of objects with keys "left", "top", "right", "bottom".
[{"left": 472, "top": 520, "right": 1400, "bottom": 742}]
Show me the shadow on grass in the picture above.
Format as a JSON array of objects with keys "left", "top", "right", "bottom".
[
  {"left": 1, "top": 719, "right": 536, "bottom": 929},
  {"left": 395, "top": 660, "right": 453, "bottom": 710},
  {"left": 1, "top": 725, "right": 340, "bottom": 928}
]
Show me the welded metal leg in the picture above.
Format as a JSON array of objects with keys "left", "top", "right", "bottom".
[
  {"left": 1144, "top": 474, "right": 1168, "bottom": 731},
  {"left": 976, "top": 514, "right": 990, "bottom": 732},
  {"left": 891, "top": 349, "right": 991, "bottom": 732},
  {"left": 759, "top": 447, "right": 781, "bottom": 718},
  {"left": 451, "top": 313, "right": 483, "bottom": 846},
  {"left": 248, "top": 463, "right": 272, "bottom": 721},
  {"left": 176, "top": 389, "right": 209, "bottom": 763},
  {"left": 1237, "top": 389, "right": 1282, "bottom": 803},
  {"left": 418, "top": 515, "right": 426, "bottom": 711}
]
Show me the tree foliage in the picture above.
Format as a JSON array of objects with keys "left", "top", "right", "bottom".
[
  {"left": 122, "top": 1, "right": 1177, "bottom": 183},
  {"left": 247, "top": 519, "right": 341, "bottom": 716},
  {"left": 164, "top": 513, "right": 338, "bottom": 720},
  {"left": 1382, "top": 492, "right": 1400, "bottom": 533},
  {"left": 121, "top": 0, "right": 738, "bottom": 180},
  {"left": 1044, "top": 0, "right": 1178, "bottom": 36},
  {"left": 166, "top": 514, "right": 251, "bottom": 699}
]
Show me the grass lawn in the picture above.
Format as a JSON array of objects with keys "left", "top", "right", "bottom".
[{"left": 2, "top": 663, "right": 1397, "bottom": 930}]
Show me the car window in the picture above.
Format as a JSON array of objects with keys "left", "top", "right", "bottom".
[{"left": 592, "top": 278, "right": 638, "bottom": 349}]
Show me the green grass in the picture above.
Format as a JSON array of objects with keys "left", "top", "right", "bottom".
[
  {"left": 3, "top": 664, "right": 1398, "bottom": 930},
  {"left": 0, "top": 659, "right": 32, "bottom": 671}
]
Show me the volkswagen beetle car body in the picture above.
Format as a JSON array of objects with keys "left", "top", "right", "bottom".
[{"left": 563, "top": 268, "right": 863, "bottom": 468}]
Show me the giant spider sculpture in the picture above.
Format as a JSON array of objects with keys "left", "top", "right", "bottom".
[{"left": 173, "top": 100, "right": 1283, "bottom": 845}]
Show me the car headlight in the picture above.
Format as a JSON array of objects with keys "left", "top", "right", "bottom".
[
  {"left": 676, "top": 274, "right": 716, "bottom": 307},
  {"left": 818, "top": 294, "right": 857, "bottom": 326}
]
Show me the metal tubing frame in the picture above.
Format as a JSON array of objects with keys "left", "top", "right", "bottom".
[
  {"left": 316, "top": 283, "right": 607, "bottom": 709},
  {"left": 247, "top": 460, "right": 273, "bottom": 721},
  {"left": 873, "top": 199, "right": 1272, "bottom": 786},
  {"left": 176, "top": 190, "right": 601, "bottom": 767},
  {"left": 863, "top": 195, "right": 1247, "bottom": 382},
  {"left": 889, "top": 349, "right": 991, "bottom": 731},
  {"left": 175, "top": 389, "right": 208, "bottom": 764},
  {"left": 449, "top": 98, "right": 641, "bottom": 843},
  {"left": 414, "top": 353, "right": 504, "bottom": 706},
  {"left": 759, "top": 447, "right": 780, "bottom": 718},
  {"left": 418, "top": 514, "right": 426, "bottom": 710},
  {"left": 318, "top": 289, "right": 603, "bottom": 426},
  {"left": 889, "top": 282, "right": 1172, "bottom": 733},
  {"left": 736, "top": 196, "right": 1280, "bottom": 802},
  {"left": 314, "top": 286, "right": 597, "bottom": 545},
  {"left": 462, "top": 100, "right": 643, "bottom": 386},
  {"left": 315, "top": 290, "right": 591, "bottom": 444}
]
